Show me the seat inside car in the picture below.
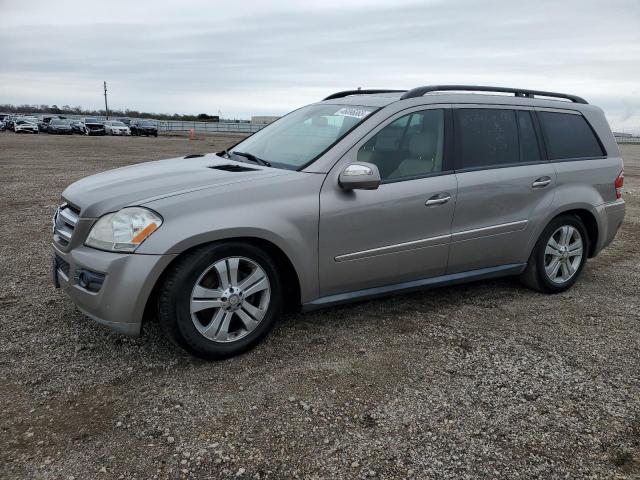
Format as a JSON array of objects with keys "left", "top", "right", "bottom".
[{"left": 387, "top": 131, "right": 439, "bottom": 179}]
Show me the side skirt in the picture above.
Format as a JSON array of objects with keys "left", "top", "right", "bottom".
[{"left": 302, "top": 263, "right": 527, "bottom": 311}]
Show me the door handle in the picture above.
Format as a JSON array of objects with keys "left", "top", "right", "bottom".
[
  {"left": 532, "top": 177, "right": 552, "bottom": 188},
  {"left": 425, "top": 193, "right": 451, "bottom": 206}
]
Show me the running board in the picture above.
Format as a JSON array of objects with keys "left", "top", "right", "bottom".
[{"left": 302, "top": 263, "right": 527, "bottom": 311}]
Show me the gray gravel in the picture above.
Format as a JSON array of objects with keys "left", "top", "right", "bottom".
[{"left": 1, "top": 134, "right": 639, "bottom": 479}]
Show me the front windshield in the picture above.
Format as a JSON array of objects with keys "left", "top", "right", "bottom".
[
  {"left": 229, "top": 104, "right": 376, "bottom": 169},
  {"left": 51, "top": 119, "right": 67, "bottom": 125},
  {"left": 111, "top": 121, "right": 125, "bottom": 127},
  {"left": 85, "top": 118, "right": 98, "bottom": 123}
]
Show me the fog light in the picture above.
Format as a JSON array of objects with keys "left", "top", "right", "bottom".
[{"left": 76, "top": 268, "right": 105, "bottom": 293}]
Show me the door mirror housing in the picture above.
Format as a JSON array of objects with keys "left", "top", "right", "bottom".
[{"left": 339, "top": 162, "right": 381, "bottom": 190}]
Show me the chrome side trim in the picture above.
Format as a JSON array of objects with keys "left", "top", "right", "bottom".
[
  {"left": 303, "top": 263, "right": 527, "bottom": 311},
  {"left": 334, "top": 220, "right": 528, "bottom": 262},
  {"left": 452, "top": 219, "right": 528, "bottom": 243},
  {"left": 335, "top": 233, "right": 450, "bottom": 262}
]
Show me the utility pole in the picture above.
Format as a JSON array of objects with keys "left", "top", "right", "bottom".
[{"left": 103, "top": 81, "right": 109, "bottom": 119}]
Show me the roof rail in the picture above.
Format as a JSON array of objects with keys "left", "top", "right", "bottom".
[
  {"left": 399, "top": 85, "right": 588, "bottom": 104},
  {"left": 323, "top": 89, "right": 406, "bottom": 101}
]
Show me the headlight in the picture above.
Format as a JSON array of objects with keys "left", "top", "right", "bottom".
[{"left": 85, "top": 207, "right": 163, "bottom": 252}]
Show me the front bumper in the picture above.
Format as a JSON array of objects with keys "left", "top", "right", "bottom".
[
  {"left": 87, "top": 128, "right": 106, "bottom": 136},
  {"left": 52, "top": 243, "right": 175, "bottom": 335}
]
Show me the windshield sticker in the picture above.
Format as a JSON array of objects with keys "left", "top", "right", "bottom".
[{"left": 334, "top": 107, "right": 372, "bottom": 119}]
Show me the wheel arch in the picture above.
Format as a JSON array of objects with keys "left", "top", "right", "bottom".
[
  {"left": 529, "top": 207, "right": 599, "bottom": 260},
  {"left": 142, "top": 236, "right": 303, "bottom": 328}
]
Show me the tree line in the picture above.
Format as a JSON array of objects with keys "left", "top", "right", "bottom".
[{"left": 0, "top": 104, "right": 223, "bottom": 122}]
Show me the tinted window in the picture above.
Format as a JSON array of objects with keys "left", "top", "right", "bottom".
[
  {"left": 517, "top": 111, "right": 541, "bottom": 162},
  {"left": 357, "top": 109, "right": 445, "bottom": 181},
  {"left": 456, "top": 109, "right": 518, "bottom": 169},
  {"left": 538, "top": 112, "right": 604, "bottom": 159}
]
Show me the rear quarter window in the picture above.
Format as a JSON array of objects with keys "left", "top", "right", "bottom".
[{"left": 538, "top": 111, "right": 604, "bottom": 159}]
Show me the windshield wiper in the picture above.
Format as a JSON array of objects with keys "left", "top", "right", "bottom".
[{"left": 232, "top": 151, "right": 271, "bottom": 167}]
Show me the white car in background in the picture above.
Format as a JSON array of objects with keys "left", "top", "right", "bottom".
[
  {"left": 105, "top": 120, "right": 131, "bottom": 136},
  {"left": 14, "top": 117, "right": 39, "bottom": 134}
]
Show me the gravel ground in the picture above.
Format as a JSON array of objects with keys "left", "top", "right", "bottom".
[{"left": 1, "top": 133, "right": 639, "bottom": 479}]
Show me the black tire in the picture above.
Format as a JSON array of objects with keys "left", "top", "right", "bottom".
[
  {"left": 158, "top": 242, "right": 283, "bottom": 359},
  {"left": 520, "top": 214, "right": 589, "bottom": 293}
]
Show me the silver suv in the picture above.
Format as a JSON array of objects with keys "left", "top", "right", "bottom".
[{"left": 52, "top": 85, "right": 626, "bottom": 358}]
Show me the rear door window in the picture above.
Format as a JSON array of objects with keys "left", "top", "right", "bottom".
[
  {"left": 538, "top": 111, "right": 604, "bottom": 159},
  {"left": 455, "top": 109, "right": 519, "bottom": 169}
]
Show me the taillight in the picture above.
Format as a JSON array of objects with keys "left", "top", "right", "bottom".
[{"left": 615, "top": 170, "right": 624, "bottom": 199}]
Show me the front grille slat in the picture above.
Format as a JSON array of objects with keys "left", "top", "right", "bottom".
[{"left": 54, "top": 204, "right": 79, "bottom": 247}]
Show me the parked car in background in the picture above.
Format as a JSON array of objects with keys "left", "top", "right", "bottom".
[
  {"left": 13, "top": 118, "right": 39, "bottom": 134},
  {"left": 105, "top": 120, "right": 131, "bottom": 136},
  {"left": 47, "top": 118, "right": 73, "bottom": 135},
  {"left": 5, "top": 115, "right": 20, "bottom": 131},
  {"left": 130, "top": 119, "right": 158, "bottom": 136},
  {"left": 117, "top": 118, "right": 132, "bottom": 126},
  {"left": 0, "top": 113, "right": 9, "bottom": 129},
  {"left": 82, "top": 118, "right": 106, "bottom": 136},
  {"left": 52, "top": 85, "right": 625, "bottom": 359},
  {"left": 71, "top": 120, "right": 87, "bottom": 135},
  {"left": 38, "top": 116, "right": 55, "bottom": 132}
]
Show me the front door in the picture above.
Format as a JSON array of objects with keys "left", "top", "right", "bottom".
[{"left": 318, "top": 107, "right": 457, "bottom": 297}]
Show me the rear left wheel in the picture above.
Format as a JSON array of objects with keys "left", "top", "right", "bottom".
[{"left": 520, "top": 214, "right": 589, "bottom": 293}]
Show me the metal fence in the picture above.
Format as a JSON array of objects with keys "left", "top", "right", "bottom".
[
  {"left": 157, "top": 120, "right": 265, "bottom": 134},
  {"left": 615, "top": 136, "right": 640, "bottom": 144}
]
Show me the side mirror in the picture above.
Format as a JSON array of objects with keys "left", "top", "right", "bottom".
[{"left": 338, "top": 162, "right": 381, "bottom": 190}]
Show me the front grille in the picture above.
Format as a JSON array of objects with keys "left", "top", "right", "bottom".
[{"left": 53, "top": 204, "right": 80, "bottom": 247}]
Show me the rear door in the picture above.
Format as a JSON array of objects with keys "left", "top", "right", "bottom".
[{"left": 447, "top": 106, "right": 556, "bottom": 273}]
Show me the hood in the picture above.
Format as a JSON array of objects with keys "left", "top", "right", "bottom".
[{"left": 62, "top": 154, "right": 293, "bottom": 218}]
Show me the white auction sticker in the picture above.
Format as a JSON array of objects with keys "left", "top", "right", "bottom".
[{"left": 334, "top": 107, "right": 372, "bottom": 119}]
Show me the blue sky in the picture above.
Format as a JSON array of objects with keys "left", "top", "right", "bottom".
[{"left": 1, "top": 0, "right": 639, "bottom": 132}]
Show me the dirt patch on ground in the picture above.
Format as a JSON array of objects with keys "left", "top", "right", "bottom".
[{"left": 1, "top": 134, "right": 639, "bottom": 479}]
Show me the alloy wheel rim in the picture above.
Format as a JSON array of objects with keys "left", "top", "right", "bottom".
[
  {"left": 190, "top": 256, "right": 270, "bottom": 343},
  {"left": 544, "top": 225, "right": 583, "bottom": 284}
]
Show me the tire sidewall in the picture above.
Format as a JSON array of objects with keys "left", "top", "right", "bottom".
[
  {"left": 534, "top": 215, "right": 589, "bottom": 293},
  {"left": 164, "top": 243, "right": 282, "bottom": 359}
]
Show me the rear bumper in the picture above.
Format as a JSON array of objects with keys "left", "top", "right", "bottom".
[
  {"left": 52, "top": 243, "right": 175, "bottom": 335},
  {"left": 595, "top": 199, "right": 625, "bottom": 254}
]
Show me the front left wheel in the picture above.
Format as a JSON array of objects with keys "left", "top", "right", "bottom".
[{"left": 158, "top": 243, "right": 283, "bottom": 359}]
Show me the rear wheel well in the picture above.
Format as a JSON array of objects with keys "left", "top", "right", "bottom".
[
  {"left": 555, "top": 209, "right": 599, "bottom": 257},
  {"left": 142, "top": 237, "right": 302, "bottom": 329}
]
